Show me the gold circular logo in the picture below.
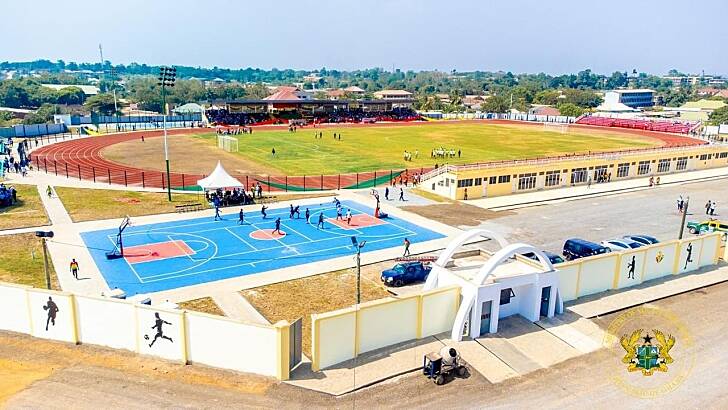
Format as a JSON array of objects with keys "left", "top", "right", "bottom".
[{"left": 602, "top": 305, "right": 694, "bottom": 398}]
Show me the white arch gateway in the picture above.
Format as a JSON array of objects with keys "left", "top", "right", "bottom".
[{"left": 424, "top": 229, "right": 563, "bottom": 341}]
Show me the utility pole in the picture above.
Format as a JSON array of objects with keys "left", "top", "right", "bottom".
[
  {"left": 35, "top": 231, "right": 54, "bottom": 289},
  {"left": 679, "top": 196, "right": 689, "bottom": 239},
  {"left": 158, "top": 67, "right": 176, "bottom": 201},
  {"left": 351, "top": 237, "right": 366, "bottom": 305}
]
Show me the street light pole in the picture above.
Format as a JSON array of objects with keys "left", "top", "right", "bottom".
[
  {"left": 159, "top": 67, "right": 176, "bottom": 202},
  {"left": 679, "top": 196, "right": 689, "bottom": 239}
]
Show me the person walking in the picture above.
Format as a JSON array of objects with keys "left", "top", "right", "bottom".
[
  {"left": 706, "top": 200, "right": 712, "bottom": 215},
  {"left": 46, "top": 185, "right": 52, "bottom": 198},
  {"left": 586, "top": 176, "right": 592, "bottom": 189},
  {"left": 238, "top": 208, "right": 245, "bottom": 225},
  {"left": 399, "top": 188, "right": 405, "bottom": 201},
  {"left": 70, "top": 259, "right": 79, "bottom": 280},
  {"left": 271, "top": 147, "right": 276, "bottom": 158},
  {"left": 403, "top": 238, "right": 411, "bottom": 257},
  {"left": 213, "top": 197, "right": 221, "bottom": 221},
  {"left": 710, "top": 200, "right": 716, "bottom": 216},
  {"left": 385, "top": 186, "right": 390, "bottom": 201},
  {"left": 273, "top": 217, "right": 282, "bottom": 235},
  {"left": 677, "top": 196, "right": 683, "bottom": 213},
  {"left": 317, "top": 212, "right": 325, "bottom": 230},
  {"left": 464, "top": 188, "right": 468, "bottom": 201}
]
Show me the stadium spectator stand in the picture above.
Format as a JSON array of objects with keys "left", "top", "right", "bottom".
[
  {"left": 576, "top": 115, "right": 696, "bottom": 135},
  {"left": 206, "top": 108, "right": 420, "bottom": 126}
]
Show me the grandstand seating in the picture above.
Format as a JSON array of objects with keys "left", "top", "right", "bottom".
[
  {"left": 576, "top": 116, "right": 695, "bottom": 134},
  {"left": 206, "top": 108, "right": 420, "bottom": 126}
]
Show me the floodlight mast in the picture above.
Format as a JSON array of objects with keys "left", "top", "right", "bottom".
[{"left": 158, "top": 66, "right": 176, "bottom": 201}]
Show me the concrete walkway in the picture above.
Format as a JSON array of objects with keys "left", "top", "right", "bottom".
[
  {"left": 210, "top": 292, "right": 270, "bottom": 324},
  {"left": 467, "top": 166, "right": 728, "bottom": 211}
]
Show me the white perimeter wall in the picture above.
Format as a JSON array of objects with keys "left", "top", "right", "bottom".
[
  {"left": 0, "top": 284, "right": 287, "bottom": 379},
  {"left": 312, "top": 286, "right": 459, "bottom": 370}
]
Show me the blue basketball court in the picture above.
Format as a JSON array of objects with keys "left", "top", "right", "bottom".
[{"left": 81, "top": 200, "right": 445, "bottom": 295}]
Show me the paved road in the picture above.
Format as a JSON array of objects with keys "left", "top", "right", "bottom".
[{"left": 476, "top": 177, "right": 728, "bottom": 254}]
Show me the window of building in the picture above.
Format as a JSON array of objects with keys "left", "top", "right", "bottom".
[
  {"left": 657, "top": 159, "right": 671, "bottom": 173},
  {"left": 718, "top": 152, "right": 728, "bottom": 159},
  {"left": 617, "top": 163, "right": 630, "bottom": 178},
  {"left": 498, "top": 175, "right": 511, "bottom": 184},
  {"left": 489, "top": 176, "right": 497, "bottom": 185},
  {"left": 571, "top": 167, "right": 587, "bottom": 184},
  {"left": 676, "top": 157, "right": 688, "bottom": 171},
  {"left": 474, "top": 177, "right": 482, "bottom": 186},
  {"left": 517, "top": 173, "right": 537, "bottom": 190},
  {"left": 545, "top": 170, "right": 561, "bottom": 187},
  {"left": 593, "top": 165, "right": 608, "bottom": 180},
  {"left": 699, "top": 154, "right": 708, "bottom": 161},
  {"left": 457, "top": 178, "right": 473, "bottom": 188},
  {"left": 499, "top": 288, "right": 515, "bottom": 305},
  {"left": 637, "top": 161, "right": 650, "bottom": 175}
]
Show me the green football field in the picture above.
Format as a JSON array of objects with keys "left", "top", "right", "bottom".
[{"left": 195, "top": 122, "right": 659, "bottom": 175}]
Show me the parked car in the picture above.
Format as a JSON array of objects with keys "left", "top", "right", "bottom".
[
  {"left": 600, "top": 238, "right": 643, "bottom": 252},
  {"left": 562, "top": 238, "right": 610, "bottom": 261},
  {"left": 381, "top": 261, "right": 432, "bottom": 287},
  {"left": 522, "top": 251, "right": 565, "bottom": 265},
  {"left": 686, "top": 219, "right": 728, "bottom": 235},
  {"left": 622, "top": 235, "right": 660, "bottom": 245}
]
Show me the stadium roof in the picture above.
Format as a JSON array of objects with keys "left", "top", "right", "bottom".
[
  {"left": 264, "top": 86, "right": 313, "bottom": 101},
  {"left": 611, "top": 89, "right": 655, "bottom": 94}
]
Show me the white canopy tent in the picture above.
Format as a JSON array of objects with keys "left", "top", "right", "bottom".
[{"left": 196, "top": 161, "right": 244, "bottom": 190}]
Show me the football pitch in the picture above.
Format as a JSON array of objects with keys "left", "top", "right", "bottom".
[
  {"left": 103, "top": 121, "right": 660, "bottom": 176},
  {"left": 195, "top": 122, "right": 659, "bottom": 174}
]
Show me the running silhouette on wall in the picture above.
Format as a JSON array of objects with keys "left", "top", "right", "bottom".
[
  {"left": 146, "top": 312, "right": 173, "bottom": 347},
  {"left": 684, "top": 243, "right": 694, "bottom": 270},
  {"left": 42, "top": 296, "right": 59, "bottom": 331},
  {"left": 627, "top": 255, "right": 636, "bottom": 279}
]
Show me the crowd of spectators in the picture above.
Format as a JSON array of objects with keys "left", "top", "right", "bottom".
[
  {"left": 206, "top": 109, "right": 271, "bottom": 126},
  {"left": 205, "top": 182, "right": 264, "bottom": 207},
  {"left": 206, "top": 108, "right": 421, "bottom": 126}
]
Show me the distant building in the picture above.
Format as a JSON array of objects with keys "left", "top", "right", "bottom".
[
  {"left": 0, "top": 106, "right": 33, "bottom": 119},
  {"left": 264, "top": 86, "right": 313, "bottom": 101},
  {"left": 603, "top": 89, "right": 655, "bottom": 109},
  {"left": 373, "top": 89, "right": 413, "bottom": 100},
  {"left": 663, "top": 75, "right": 726, "bottom": 87},
  {"left": 342, "top": 86, "right": 365, "bottom": 96},
  {"left": 663, "top": 99, "right": 727, "bottom": 122},
  {"left": 529, "top": 105, "right": 561, "bottom": 116},
  {"left": 41, "top": 84, "right": 99, "bottom": 96}
]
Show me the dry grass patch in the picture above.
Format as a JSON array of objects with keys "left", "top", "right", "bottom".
[
  {"left": 178, "top": 297, "right": 225, "bottom": 316},
  {"left": 0, "top": 183, "right": 48, "bottom": 230},
  {"left": 401, "top": 201, "right": 511, "bottom": 227},
  {"left": 54, "top": 187, "right": 202, "bottom": 222},
  {"left": 0, "top": 233, "right": 59, "bottom": 289},
  {"left": 242, "top": 269, "right": 390, "bottom": 357}
]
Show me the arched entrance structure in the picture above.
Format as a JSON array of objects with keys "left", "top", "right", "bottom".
[{"left": 425, "top": 229, "right": 563, "bottom": 341}]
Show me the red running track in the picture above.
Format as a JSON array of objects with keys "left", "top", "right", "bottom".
[{"left": 31, "top": 122, "right": 707, "bottom": 191}]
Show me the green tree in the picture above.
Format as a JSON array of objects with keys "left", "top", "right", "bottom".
[
  {"left": 23, "top": 104, "right": 58, "bottom": 124},
  {"left": 84, "top": 93, "right": 119, "bottom": 115},
  {"left": 557, "top": 103, "right": 584, "bottom": 117},
  {"left": 708, "top": 106, "right": 728, "bottom": 125},
  {"left": 482, "top": 95, "right": 509, "bottom": 113}
]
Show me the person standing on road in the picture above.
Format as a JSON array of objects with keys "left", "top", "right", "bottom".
[
  {"left": 403, "top": 238, "right": 411, "bottom": 257},
  {"left": 706, "top": 200, "right": 712, "bottom": 215},
  {"left": 70, "top": 259, "right": 79, "bottom": 280},
  {"left": 677, "top": 196, "right": 684, "bottom": 213},
  {"left": 46, "top": 185, "right": 52, "bottom": 198},
  {"left": 710, "top": 201, "right": 716, "bottom": 216}
]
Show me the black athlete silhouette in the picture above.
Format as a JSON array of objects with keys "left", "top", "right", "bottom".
[
  {"left": 627, "top": 255, "right": 636, "bottom": 279},
  {"left": 149, "top": 312, "right": 173, "bottom": 347},
  {"left": 42, "top": 296, "right": 59, "bottom": 331}
]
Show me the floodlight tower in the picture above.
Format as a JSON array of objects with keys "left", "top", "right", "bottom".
[{"left": 158, "top": 66, "right": 176, "bottom": 201}]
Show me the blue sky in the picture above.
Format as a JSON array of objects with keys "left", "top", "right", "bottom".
[{"left": 1, "top": 0, "right": 726, "bottom": 75}]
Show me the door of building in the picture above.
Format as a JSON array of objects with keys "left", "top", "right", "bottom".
[
  {"left": 540, "top": 287, "right": 551, "bottom": 317},
  {"left": 480, "top": 301, "right": 492, "bottom": 335}
]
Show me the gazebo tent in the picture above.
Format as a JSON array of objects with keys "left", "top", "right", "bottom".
[
  {"left": 172, "top": 103, "right": 205, "bottom": 114},
  {"left": 196, "top": 161, "right": 244, "bottom": 190}
]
